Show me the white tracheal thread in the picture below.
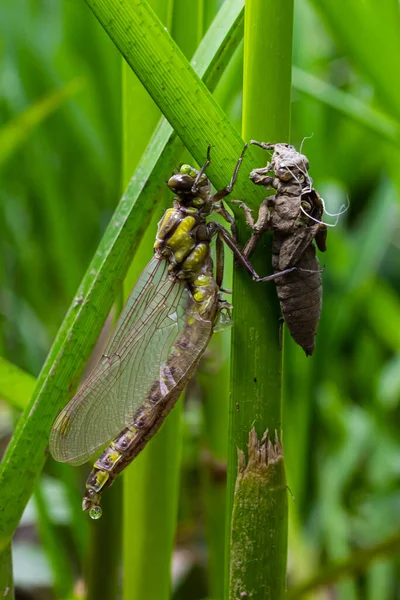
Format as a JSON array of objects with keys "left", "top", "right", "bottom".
[
  {"left": 283, "top": 164, "right": 349, "bottom": 227},
  {"left": 299, "top": 133, "right": 314, "bottom": 153}
]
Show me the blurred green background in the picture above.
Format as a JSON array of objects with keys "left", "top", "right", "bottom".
[{"left": 1, "top": 0, "right": 400, "bottom": 599}]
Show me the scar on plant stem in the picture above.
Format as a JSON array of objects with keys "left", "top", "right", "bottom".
[{"left": 237, "top": 428, "right": 283, "bottom": 474}]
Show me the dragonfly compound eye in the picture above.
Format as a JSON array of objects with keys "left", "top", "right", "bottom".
[
  {"left": 180, "top": 164, "right": 198, "bottom": 177},
  {"left": 167, "top": 173, "right": 195, "bottom": 193}
]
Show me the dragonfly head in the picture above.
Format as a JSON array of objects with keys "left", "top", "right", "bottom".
[{"left": 167, "top": 164, "right": 211, "bottom": 209}]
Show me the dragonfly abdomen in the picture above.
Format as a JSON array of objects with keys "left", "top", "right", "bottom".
[
  {"left": 82, "top": 325, "right": 209, "bottom": 518},
  {"left": 272, "top": 232, "right": 322, "bottom": 356}
]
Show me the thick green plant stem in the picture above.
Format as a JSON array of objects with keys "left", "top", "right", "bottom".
[
  {"left": 230, "top": 431, "right": 288, "bottom": 599},
  {"left": 0, "top": 0, "right": 248, "bottom": 553},
  {"left": 0, "top": 544, "right": 13, "bottom": 600},
  {"left": 227, "top": 0, "right": 293, "bottom": 598}
]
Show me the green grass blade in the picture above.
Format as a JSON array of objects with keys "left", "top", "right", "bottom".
[
  {"left": 286, "top": 532, "right": 400, "bottom": 599},
  {"left": 199, "top": 327, "right": 231, "bottom": 598},
  {"left": 0, "top": 544, "right": 13, "bottom": 600},
  {"left": 83, "top": 0, "right": 263, "bottom": 208},
  {"left": 0, "top": 0, "right": 248, "bottom": 554},
  {"left": 227, "top": 0, "right": 293, "bottom": 597},
  {"left": 171, "top": 0, "right": 203, "bottom": 59},
  {"left": 86, "top": 478, "right": 122, "bottom": 600},
  {"left": 123, "top": 408, "right": 182, "bottom": 599},
  {"left": 0, "top": 79, "right": 83, "bottom": 167},
  {"left": 0, "top": 358, "right": 36, "bottom": 411},
  {"left": 122, "top": 0, "right": 173, "bottom": 177},
  {"left": 314, "top": 0, "right": 400, "bottom": 120},
  {"left": 292, "top": 67, "right": 400, "bottom": 144},
  {"left": 34, "top": 481, "right": 75, "bottom": 598}
]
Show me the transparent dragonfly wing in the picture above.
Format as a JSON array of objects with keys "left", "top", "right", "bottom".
[{"left": 50, "top": 256, "right": 213, "bottom": 466}]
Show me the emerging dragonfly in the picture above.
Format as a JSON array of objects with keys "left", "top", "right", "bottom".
[{"left": 50, "top": 147, "right": 296, "bottom": 519}]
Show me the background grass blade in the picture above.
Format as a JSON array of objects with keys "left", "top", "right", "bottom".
[
  {"left": 0, "top": 358, "right": 36, "bottom": 411},
  {"left": 34, "top": 481, "right": 75, "bottom": 598},
  {"left": 286, "top": 532, "right": 400, "bottom": 600},
  {"left": 0, "top": 544, "right": 13, "bottom": 600},
  {"left": 313, "top": 0, "right": 400, "bottom": 119},
  {"left": 0, "top": 79, "right": 83, "bottom": 167},
  {"left": 85, "top": 478, "right": 122, "bottom": 600},
  {"left": 292, "top": 67, "right": 400, "bottom": 144}
]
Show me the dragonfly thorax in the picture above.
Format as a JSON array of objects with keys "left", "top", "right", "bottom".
[{"left": 167, "top": 164, "right": 213, "bottom": 215}]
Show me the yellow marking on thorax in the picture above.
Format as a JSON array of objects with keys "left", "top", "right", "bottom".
[
  {"left": 158, "top": 208, "right": 176, "bottom": 231},
  {"left": 181, "top": 242, "right": 209, "bottom": 272},
  {"left": 167, "top": 216, "right": 196, "bottom": 249},
  {"left": 162, "top": 216, "right": 197, "bottom": 263},
  {"left": 192, "top": 273, "right": 210, "bottom": 286},
  {"left": 154, "top": 209, "right": 182, "bottom": 251}
]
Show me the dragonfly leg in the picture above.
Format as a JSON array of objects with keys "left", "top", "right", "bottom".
[
  {"left": 231, "top": 199, "right": 255, "bottom": 229},
  {"left": 210, "top": 142, "right": 249, "bottom": 239},
  {"left": 192, "top": 145, "right": 212, "bottom": 193},
  {"left": 249, "top": 167, "right": 275, "bottom": 188},
  {"left": 215, "top": 223, "right": 313, "bottom": 283},
  {"left": 231, "top": 196, "right": 275, "bottom": 258},
  {"left": 211, "top": 142, "right": 249, "bottom": 203},
  {"left": 215, "top": 230, "right": 225, "bottom": 289},
  {"left": 250, "top": 139, "right": 276, "bottom": 152},
  {"left": 213, "top": 200, "right": 237, "bottom": 238}
]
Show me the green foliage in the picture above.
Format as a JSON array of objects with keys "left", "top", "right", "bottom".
[{"left": 1, "top": 0, "right": 400, "bottom": 599}]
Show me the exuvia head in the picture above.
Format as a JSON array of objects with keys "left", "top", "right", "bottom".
[
  {"left": 271, "top": 144, "right": 310, "bottom": 182},
  {"left": 250, "top": 140, "right": 311, "bottom": 184},
  {"left": 167, "top": 164, "right": 211, "bottom": 207}
]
